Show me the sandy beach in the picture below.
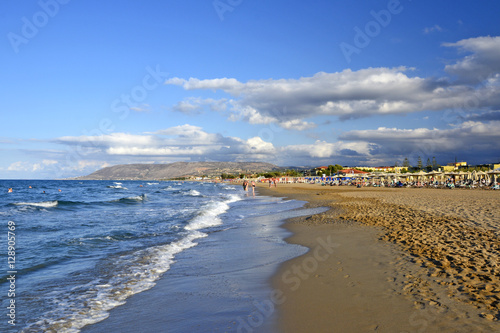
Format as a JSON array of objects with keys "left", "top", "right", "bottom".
[{"left": 258, "top": 184, "right": 500, "bottom": 332}]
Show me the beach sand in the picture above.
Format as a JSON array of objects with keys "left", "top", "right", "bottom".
[{"left": 258, "top": 184, "right": 500, "bottom": 332}]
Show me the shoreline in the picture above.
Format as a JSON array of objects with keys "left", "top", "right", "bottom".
[
  {"left": 79, "top": 189, "right": 324, "bottom": 333},
  {"left": 258, "top": 183, "right": 500, "bottom": 332}
]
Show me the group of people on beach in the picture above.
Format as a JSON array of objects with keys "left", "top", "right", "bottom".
[{"left": 242, "top": 180, "right": 256, "bottom": 194}]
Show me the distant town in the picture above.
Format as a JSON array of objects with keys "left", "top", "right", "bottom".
[{"left": 193, "top": 160, "right": 500, "bottom": 181}]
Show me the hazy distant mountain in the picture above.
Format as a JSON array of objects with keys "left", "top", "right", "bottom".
[{"left": 74, "top": 162, "right": 280, "bottom": 180}]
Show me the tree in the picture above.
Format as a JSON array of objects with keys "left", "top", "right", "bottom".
[
  {"left": 432, "top": 157, "right": 437, "bottom": 169},
  {"left": 284, "top": 169, "right": 300, "bottom": 177},
  {"left": 417, "top": 156, "right": 423, "bottom": 169},
  {"left": 426, "top": 158, "right": 432, "bottom": 170},
  {"left": 327, "top": 165, "right": 335, "bottom": 176},
  {"left": 403, "top": 157, "right": 410, "bottom": 168}
]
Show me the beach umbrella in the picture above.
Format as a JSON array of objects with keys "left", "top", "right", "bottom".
[
  {"left": 487, "top": 169, "right": 500, "bottom": 185},
  {"left": 415, "top": 170, "right": 427, "bottom": 179},
  {"left": 477, "top": 171, "right": 488, "bottom": 180},
  {"left": 426, "top": 170, "right": 442, "bottom": 181}
]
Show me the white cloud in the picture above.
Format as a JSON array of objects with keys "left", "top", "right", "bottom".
[
  {"left": 171, "top": 97, "right": 229, "bottom": 115},
  {"left": 8, "top": 159, "right": 59, "bottom": 172},
  {"left": 282, "top": 140, "right": 371, "bottom": 159},
  {"left": 166, "top": 77, "right": 243, "bottom": 91},
  {"left": 423, "top": 25, "right": 443, "bottom": 34},
  {"left": 53, "top": 125, "right": 278, "bottom": 161},
  {"left": 130, "top": 104, "right": 150, "bottom": 112},
  {"left": 166, "top": 66, "right": 500, "bottom": 125},
  {"left": 8, "top": 161, "right": 30, "bottom": 171},
  {"left": 443, "top": 36, "right": 500, "bottom": 83},
  {"left": 166, "top": 67, "right": 434, "bottom": 123},
  {"left": 42, "top": 159, "right": 58, "bottom": 165},
  {"left": 339, "top": 120, "right": 500, "bottom": 163},
  {"left": 279, "top": 119, "right": 317, "bottom": 131},
  {"left": 164, "top": 37, "right": 500, "bottom": 127},
  {"left": 19, "top": 118, "right": 500, "bottom": 177},
  {"left": 49, "top": 124, "right": 384, "bottom": 168},
  {"left": 171, "top": 99, "right": 203, "bottom": 114}
]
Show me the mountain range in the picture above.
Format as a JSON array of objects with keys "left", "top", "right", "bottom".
[{"left": 74, "top": 162, "right": 281, "bottom": 180}]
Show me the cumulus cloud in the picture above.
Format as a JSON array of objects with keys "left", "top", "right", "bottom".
[
  {"left": 50, "top": 124, "right": 385, "bottom": 167},
  {"left": 339, "top": 120, "right": 500, "bottom": 164},
  {"left": 165, "top": 38, "right": 500, "bottom": 125},
  {"left": 171, "top": 98, "right": 228, "bottom": 115},
  {"left": 443, "top": 36, "right": 500, "bottom": 83},
  {"left": 165, "top": 77, "right": 243, "bottom": 91},
  {"left": 53, "top": 125, "right": 278, "bottom": 161},
  {"left": 282, "top": 140, "right": 372, "bottom": 159},
  {"left": 166, "top": 67, "right": 440, "bottom": 123},
  {"left": 166, "top": 63, "right": 500, "bottom": 126}
]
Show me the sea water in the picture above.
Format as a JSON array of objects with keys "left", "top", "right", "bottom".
[{"left": 0, "top": 180, "right": 323, "bottom": 332}]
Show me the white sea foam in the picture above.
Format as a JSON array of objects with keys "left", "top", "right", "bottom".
[
  {"left": 23, "top": 230, "right": 207, "bottom": 333},
  {"left": 184, "top": 189, "right": 202, "bottom": 197},
  {"left": 107, "top": 185, "right": 128, "bottom": 189},
  {"left": 18, "top": 185, "right": 243, "bottom": 333},
  {"left": 126, "top": 194, "right": 147, "bottom": 201},
  {"left": 185, "top": 194, "right": 241, "bottom": 231},
  {"left": 109, "top": 194, "right": 147, "bottom": 203},
  {"left": 14, "top": 201, "right": 58, "bottom": 208}
]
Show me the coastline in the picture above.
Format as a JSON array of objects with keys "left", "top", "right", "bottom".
[
  {"left": 258, "top": 183, "right": 500, "bottom": 332},
  {"left": 79, "top": 189, "right": 325, "bottom": 333}
]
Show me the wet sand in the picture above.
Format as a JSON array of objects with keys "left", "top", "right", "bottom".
[
  {"left": 80, "top": 194, "right": 323, "bottom": 333},
  {"left": 259, "top": 184, "right": 500, "bottom": 332}
]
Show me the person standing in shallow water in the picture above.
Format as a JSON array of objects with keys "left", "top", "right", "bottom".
[
  {"left": 242, "top": 180, "right": 248, "bottom": 192},
  {"left": 251, "top": 181, "right": 256, "bottom": 195}
]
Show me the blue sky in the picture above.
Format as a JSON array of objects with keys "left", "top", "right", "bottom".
[{"left": 1, "top": 0, "right": 500, "bottom": 179}]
